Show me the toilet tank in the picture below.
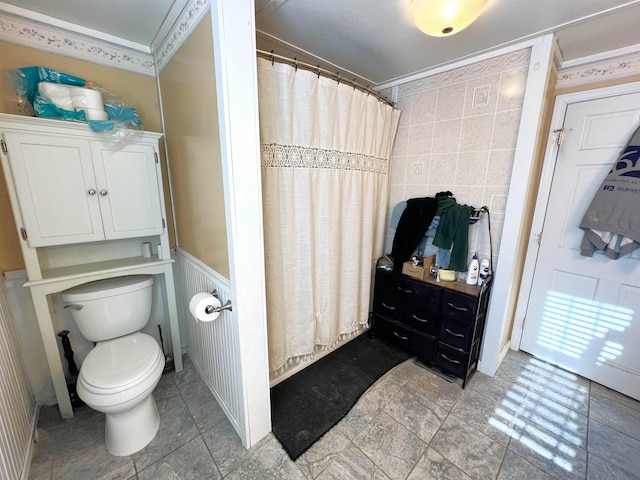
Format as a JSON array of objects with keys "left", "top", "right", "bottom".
[{"left": 61, "top": 275, "right": 154, "bottom": 342}]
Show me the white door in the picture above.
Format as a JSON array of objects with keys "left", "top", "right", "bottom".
[
  {"left": 91, "top": 142, "right": 164, "bottom": 239},
  {"left": 520, "top": 92, "right": 640, "bottom": 400},
  {"left": 3, "top": 132, "right": 104, "bottom": 246}
]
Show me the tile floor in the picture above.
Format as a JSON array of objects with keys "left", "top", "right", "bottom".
[{"left": 29, "top": 350, "right": 640, "bottom": 479}]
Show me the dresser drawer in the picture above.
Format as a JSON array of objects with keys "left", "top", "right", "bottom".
[
  {"left": 374, "top": 273, "right": 440, "bottom": 327},
  {"left": 441, "top": 290, "right": 476, "bottom": 325},
  {"left": 406, "top": 280, "right": 440, "bottom": 334},
  {"left": 373, "top": 315, "right": 436, "bottom": 362},
  {"left": 406, "top": 309, "right": 438, "bottom": 336},
  {"left": 438, "top": 319, "right": 474, "bottom": 353},
  {"left": 373, "top": 272, "right": 405, "bottom": 322},
  {"left": 435, "top": 344, "right": 468, "bottom": 378}
]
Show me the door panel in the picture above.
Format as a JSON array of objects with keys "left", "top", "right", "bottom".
[
  {"left": 91, "top": 143, "right": 163, "bottom": 239},
  {"left": 521, "top": 93, "right": 640, "bottom": 400},
  {"left": 4, "top": 133, "right": 103, "bottom": 246}
]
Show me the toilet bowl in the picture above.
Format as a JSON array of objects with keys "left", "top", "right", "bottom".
[{"left": 61, "top": 275, "right": 163, "bottom": 456}]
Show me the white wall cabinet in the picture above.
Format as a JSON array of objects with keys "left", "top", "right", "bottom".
[
  {"left": 3, "top": 131, "right": 163, "bottom": 247},
  {"left": 0, "top": 114, "right": 182, "bottom": 418}
]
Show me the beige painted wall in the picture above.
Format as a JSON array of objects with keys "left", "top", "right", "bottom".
[
  {"left": 158, "top": 14, "right": 230, "bottom": 278},
  {"left": 0, "top": 40, "right": 174, "bottom": 273}
]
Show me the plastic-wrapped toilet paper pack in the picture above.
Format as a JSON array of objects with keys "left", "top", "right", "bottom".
[
  {"left": 37, "top": 82, "right": 73, "bottom": 110},
  {"left": 189, "top": 293, "right": 222, "bottom": 322}
]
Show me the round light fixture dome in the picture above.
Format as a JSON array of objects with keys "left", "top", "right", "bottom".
[{"left": 411, "top": 0, "right": 488, "bottom": 37}]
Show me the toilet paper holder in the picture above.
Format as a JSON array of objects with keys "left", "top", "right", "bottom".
[{"left": 205, "top": 290, "right": 233, "bottom": 315}]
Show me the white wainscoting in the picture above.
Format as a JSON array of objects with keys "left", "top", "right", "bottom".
[
  {"left": 176, "top": 248, "right": 242, "bottom": 434},
  {"left": 0, "top": 275, "right": 37, "bottom": 480}
]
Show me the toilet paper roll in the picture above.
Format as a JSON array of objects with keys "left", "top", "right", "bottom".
[
  {"left": 70, "top": 86, "right": 104, "bottom": 109},
  {"left": 78, "top": 107, "right": 108, "bottom": 121},
  {"left": 189, "top": 293, "right": 221, "bottom": 322}
]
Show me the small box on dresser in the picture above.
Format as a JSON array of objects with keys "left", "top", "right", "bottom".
[{"left": 401, "top": 255, "right": 435, "bottom": 280}]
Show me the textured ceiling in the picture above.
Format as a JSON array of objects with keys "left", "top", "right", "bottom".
[
  {"left": 2, "top": 0, "right": 640, "bottom": 86},
  {"left": 256, "top": 0, "right": 640, "bottom": 85}
]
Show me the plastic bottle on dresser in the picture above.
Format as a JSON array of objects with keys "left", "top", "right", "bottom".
[
  {"left": 478, "top": 258, "right": 491, "bottom": 286},
  {"left": 465, "top": 253, "right": 479, "bottom": 285}
]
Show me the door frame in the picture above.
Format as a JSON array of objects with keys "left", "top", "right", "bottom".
[
  {"left": 511, "top": 80, "right": 640, "bottom": 350},
  {"left": 210, "top": 0, "right": 271, "bottom": 447}
]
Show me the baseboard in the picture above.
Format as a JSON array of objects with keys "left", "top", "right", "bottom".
[{"left": 20, "top": 403, "right": 40, "bottom": 480}]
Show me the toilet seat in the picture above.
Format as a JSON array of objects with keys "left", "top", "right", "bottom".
[{"left": 78, "top": 332, "right": 164, "bottom": 406}]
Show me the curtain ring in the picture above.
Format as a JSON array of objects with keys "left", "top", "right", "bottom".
[
  {"left": 337, "top": 72, "right": 340, "bottom": 84},
  {"left": 270, "top": 49, "right": 275, "bottom": 66},
  {"left": 353, "top": 79, "right": 357, "bottom": 91},
  {"left": 294, "top": 57, "right": 298, "bottom": 72},
  {"left": 316, "top": 66, "right": 320, "bottom": 78}
]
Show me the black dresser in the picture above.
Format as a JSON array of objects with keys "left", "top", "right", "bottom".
[{"left": 371, "top": 264, "right": 492, "bottom": 387}]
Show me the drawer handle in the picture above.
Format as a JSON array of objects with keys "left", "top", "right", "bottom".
[
  {"left": 412, "top": 315, "right": 429, "bottom": 323},
  {"left": 444, "top": 328, "right": 464, "bottom": 337},
  {"left": 382, "top": 303, "right": 396, "bottom": 311},
  {"left": 441, "top": 354, "right": 461, "bottom": 364},
  {"left": 397, "top": 286, "right": 413, "bottom": 294},
  {"left": 393, "top": 331, "right": 409, "bottom": 341},
  {"left": 447, "top": 302, "right": 469, "bottom": 312}
]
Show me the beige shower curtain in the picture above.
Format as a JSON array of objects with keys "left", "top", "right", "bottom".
[{"left": 257, "top": 58, "right": 400, "bottom": 374}]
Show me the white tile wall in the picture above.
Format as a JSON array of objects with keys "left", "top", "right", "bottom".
[{"left": 386, "top": 49, "right": 531, "bottom": 270}]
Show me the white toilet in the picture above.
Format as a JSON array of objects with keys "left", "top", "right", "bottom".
[{"left": 61, "top": 275, "right": 164, "bottom": 456}]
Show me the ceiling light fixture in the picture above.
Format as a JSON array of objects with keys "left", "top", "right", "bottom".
[{"left": 411, "top": 0, "right": 488, "bottom": 37}]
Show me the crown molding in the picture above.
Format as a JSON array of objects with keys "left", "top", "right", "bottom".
[
  {"left": 153, "top": 0, "right": 211, "bottom": 73},
  {"left": 0, "top": 9, "right": 156, "bottom": 76},
  {"left": 0, "top": 2, "right": 150, "bottom": 52},
  {"left": 0, "top": 11, "right": 155, "bottom": 76},
  {"left": 151, "top": 0, "right": 190, "bottom": 54},
  {"left": 557, "top": 47, "right": 640, "bottom": 89}
]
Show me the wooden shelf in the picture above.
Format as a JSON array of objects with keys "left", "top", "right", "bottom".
[{"left": 25, "top": 256, "right": 174, "bottom": 287}]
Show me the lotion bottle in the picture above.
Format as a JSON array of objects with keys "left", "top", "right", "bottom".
[{"left": 465, "top": 253, "right": 479, "bottom": 285}]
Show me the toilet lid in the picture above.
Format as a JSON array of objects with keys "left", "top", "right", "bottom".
[{"left": 80, "top": 332, "right": 162, "bottom": 391}]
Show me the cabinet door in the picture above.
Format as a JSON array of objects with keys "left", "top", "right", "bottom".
[
  {"left": 3, "top": 132, "right": 104, "bottom": 246},
  {"left": 91, "top": 142, "right": 163, "bottom": 239}
]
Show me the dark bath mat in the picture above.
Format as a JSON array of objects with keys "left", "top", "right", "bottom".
[{"left": 270, "top": 333, "right": 412, "bottom": 460}]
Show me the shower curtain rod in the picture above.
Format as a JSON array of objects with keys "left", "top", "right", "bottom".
[{"left": 256, "top": 49, "right": 394, "bottom": 107}]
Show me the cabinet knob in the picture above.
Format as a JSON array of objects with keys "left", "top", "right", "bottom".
[
  {"left": 100, "top": 189, "right": 108, "bottom": 196},
  {"left": 88, "top": 188, "right": 96, "bottom": 195}
]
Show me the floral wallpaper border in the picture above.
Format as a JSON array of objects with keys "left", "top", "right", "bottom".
[
  {"left": 557, "top": 51, "right": 640, "bottom": 89},
  {"left": 153, "top": 0, "right": 210, "bottom": 72},
  {"left": 0, "top": 12, "right": 155, "bottom": 76}
]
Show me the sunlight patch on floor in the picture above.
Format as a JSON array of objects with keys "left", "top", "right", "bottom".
[{"left": 487, "top": 356, "right": 587, "bottom": 474}]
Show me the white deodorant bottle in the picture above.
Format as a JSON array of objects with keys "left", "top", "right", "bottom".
[
  {"left": 478, "top": 258, "right": 491, "bottom": 286},
  {"left": 466, "top": 253, "right": 479, "bottom": 285}
]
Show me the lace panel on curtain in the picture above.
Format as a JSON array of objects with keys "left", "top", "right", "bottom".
[{"left": 261, "top": 144, "right": 389, "bottom": 174}]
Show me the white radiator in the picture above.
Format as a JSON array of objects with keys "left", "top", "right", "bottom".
[
  {"left": 0, "top": 276, "right": 36, "bottom": 480},
  {"left": 176, "top": 249, "right": 242, "bottom": 433}
]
